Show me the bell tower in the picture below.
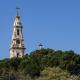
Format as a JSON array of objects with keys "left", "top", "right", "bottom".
[{"left": 10, "top": 8, "right": 26, "bottom": 58}]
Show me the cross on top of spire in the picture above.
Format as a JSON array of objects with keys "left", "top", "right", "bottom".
[{"left": 16, "top": 7, "right": 20, "bottom": 16}]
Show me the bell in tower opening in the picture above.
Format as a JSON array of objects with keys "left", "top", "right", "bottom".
[{"left": 10, "top": 8, "right": 26, "bottom": 58}]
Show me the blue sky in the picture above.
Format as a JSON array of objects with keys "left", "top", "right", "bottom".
[{"left": 0, "top": 0, "right": 80, "bottom": 59}]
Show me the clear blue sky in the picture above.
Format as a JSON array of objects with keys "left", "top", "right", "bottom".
[{"left": 0, "top": 0, "right": 80, "bottom": 59}]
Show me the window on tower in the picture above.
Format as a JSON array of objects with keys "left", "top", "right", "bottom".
[
  {"left": 17, "top": 29, "right": 19, "bottom": 35},
  {"left": 17, "top": 53, "right": 19, "bottom": 58},
  {"left": 16, "top": 40, "right": 20, "bottom": 44}
]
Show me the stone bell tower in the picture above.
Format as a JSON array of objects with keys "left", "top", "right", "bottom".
[{"left": 10, "top": 8, "right": 26, "bottom": 58}]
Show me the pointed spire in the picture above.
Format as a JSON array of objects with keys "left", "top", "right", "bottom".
[{"left": 13, "top": 7, "right": 22, "bottom": 26}]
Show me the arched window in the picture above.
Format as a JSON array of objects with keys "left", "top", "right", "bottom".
[
  {"left": 16, "top": 40, "right": 20, "bottom": 44},
  {"left": 17, "top": 29, "right": 19, "bottom": 35},
  {"left": 17, "top": 53, "right": 19, "bottom": 58}
]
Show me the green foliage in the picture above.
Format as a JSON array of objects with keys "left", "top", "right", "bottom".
[
  {"left": 0, "top": 48, "right": 80, "bottom": 79},
  {"left": 36, "top": 67, "right": 79, "bottom": 80},
  {"left": 9, "top": 58, "right": 22, "bottom": 70}
]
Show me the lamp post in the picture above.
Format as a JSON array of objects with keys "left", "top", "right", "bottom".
[{"left": 38, "top": 43, "right": 43, "bottom": 49}]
